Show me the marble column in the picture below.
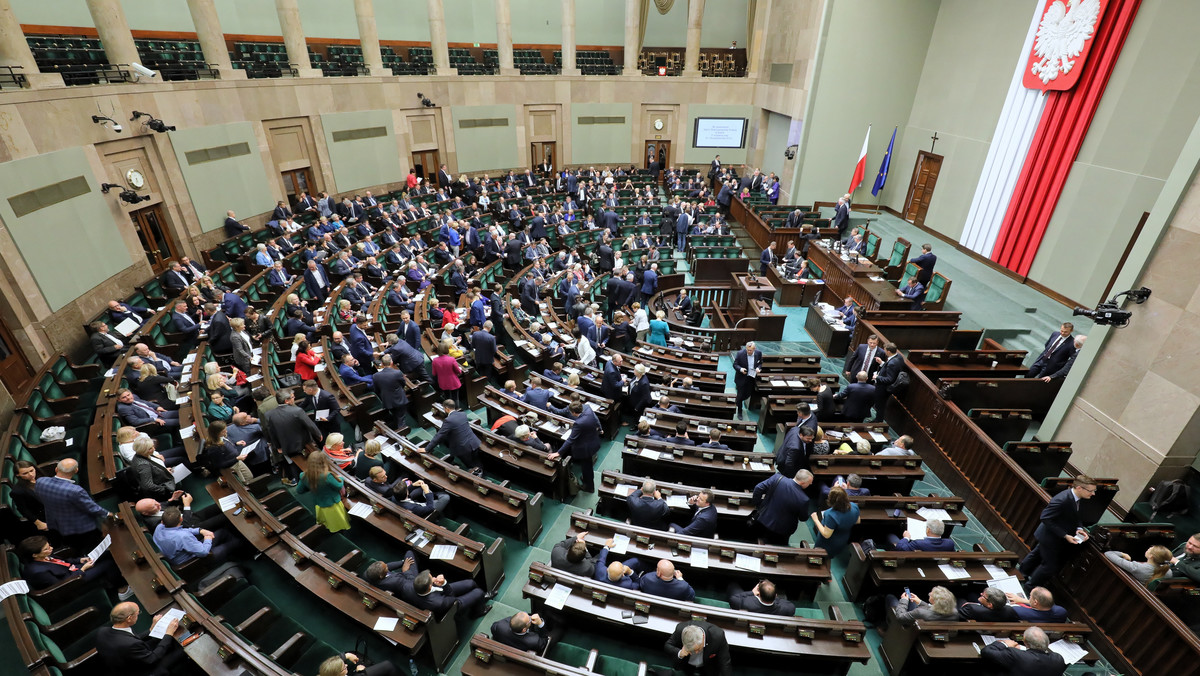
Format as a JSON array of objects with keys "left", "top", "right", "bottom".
[
  {"left": 623, "top": 0, "right": 640, "bottom": 75},
  {"left": 746, "top": 0, "right": 770, "bottom": 80},
  {"left": 0, "top": 0, "right": 63, "bottom": 87},
  {"left": 560, "top": 0, "right": 579, "bottom": 75},
  {"left": 427, "top": 0, "right": 450, "bottom": 73},
  {"left": 495, "top": 0, "right": 516, "bottom": 75},
  {"left": 84, "top": 0, "right": 141, "bottom": 71},
  {"left": 274, "top": 0, "right": 320, "bottom": 77},
  {"left": 352, "top": 0, "right": 389, "bottom": 76},
  {"left": 185, "top": 0, "right": 243, "bottom": 79},
  {"left": 683, "top": 0, "right": 706, "bottom": 77}
]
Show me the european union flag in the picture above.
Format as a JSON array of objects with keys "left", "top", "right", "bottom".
[{"left": 872, "top": 127, "right": 897, "bottom": 197}]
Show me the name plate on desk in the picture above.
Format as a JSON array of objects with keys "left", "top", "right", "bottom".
[
  {"left": 797, "top": 628, "right": 815, "bottom": 640},
  {"left": 882, "top": 559, "right": 899, "bottom": 569},
  {"left": 473, "top": 648, "right": 492, "bottom": 663},
  {"left": 748, "top": 623, "right": 766, "bottom": 637},
  {"left": 842, "top": 630, "right": 863, "bottom": 643},
  {"left": 634, "top": 601, "right": 652, "bottom": 615}
]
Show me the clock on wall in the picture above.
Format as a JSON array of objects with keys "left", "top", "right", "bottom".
[
  {"left": 125, "top": 169, "right": 146, "bottom": 189},
  {"left": 653, "top": 119, "right": 664, "bottom": 130}
]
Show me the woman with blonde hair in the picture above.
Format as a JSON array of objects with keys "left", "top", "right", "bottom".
[
  {"left": 336, "top": 298, "right": 354, "bottom": 324},
  {"left": 229, "top": 316, "right": 254, "bottom": 374},
  {"left": 566, "top": 371, "right": 581, "bottom": 388},
  {"left": 1106, "top": 545, "right": 1175, "bottom": 585},
  {"left": 129, "top": 436, "right": 177, "bottom": 501},
  {"left": 290, "top": 333, "right": 306, "bottom": 361},
  {"left": 323, "top": 432, "right": 360, "bottom": 471},
  {"left": 632, "top": 302, "right": 650, "bottom": 343},
  {"left": 647, "top": 310, "right": 670, "bottom": 346},
  {"left": 299, "top": 451, "right": 351, "bottom": 533},
  {"left": 132, "top": 362, "right": 173, "bottom": 406},
  {"left": 355, "top": 438, "right": 386, "bottom": 480}
]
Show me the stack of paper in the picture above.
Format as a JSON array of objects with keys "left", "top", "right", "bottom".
[
  {"left": 666, "top": 495, "right": 690, "bottom": 508},
  {"left": 938, "top": 564, "right": 971, "bottom": 580},
  {"left": 749, "top": 461, "right": 771, "bottom": 471},
  {"left": 734, "top": 553, "right": 762, "bottom": 572},
  {"left": 983, "top": 564, "right": 1009, "bottom": 580},
  {"left": 217, "top": 493, "right": 241, "bottom": 512},
  {"left": 431, "top": 544, "right": 459, "bottom": 560},
  {"left": 640, "top": 449, "right": 662, "bottom": 460},
  {"left": 348, "top": 502, "right": 374, "bottom": 518},
  {"left": 1048, "top": 640, "right": 1088, "bottom": 664}
]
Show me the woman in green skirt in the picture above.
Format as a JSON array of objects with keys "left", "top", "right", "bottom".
[{"left": 298, "top": 451, "right": 351, "bottom": 533}]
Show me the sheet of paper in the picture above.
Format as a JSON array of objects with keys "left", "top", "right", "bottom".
[
  {"left": 0, "top": 580, "right": 29, "bottom": 601},
  {"left": 315, "top": 363, "right": 327, "bottom": 372},
  {"left": 906, "top": 518, "right": 928, "bottom": 540},
  {"left": 175, "top": 395, "right": 190, "bottom": 405},
  {"left": 86, "top": 535, "right": 112, "bottom": 562},
  {"left": 149, "top": 608, "right": 186, "bottom": 639},
  {"left": 247, "top": 373, "right": 263, "bottom": 382},
  {"left": 170, "top": 463, "right": 191, "bottom": 482},
  {"left": 916, "top": 507, "right": 952, "bottom": 522},
  {"left": 986, "top": 575, "right": 1025, "bottom": 596},
  {"left": 585, "top": 402, "right": 600, "bottom": 412},
  {"left": 316, "top": 409, "right": 330, "bottom": 421},
  {"left": 983, "top": 564, "right": 1009, "bottom": 580},
  {"left": 545, "top": 583, "right": 571, "bottom": 610},
  {"left": 847, "top": 432, "right": 866, "bottom": 446},
  {"left": 666, "top": 495, "right": 690, "bottom": 509},
  {"left": 869, "top": 432, "right": 889, "bottom": 443},
  {"left": 431, "top": 544, "right": 459, "bottom": 560},
  {"left": 749, "top": 462, "right": 771, "bottom": 471},
  {"left": 980, "top": 634, "right": 997, "bottom": 646},
  {"left": 615, "top": 484, "right": 636, "bottom": 497},
  {"left": 65, "top": 438, "right": 74, "bottom": 447},
  {"left": 373, "top": 617, "right": 399, "bottom": 632},
  {"left": 695, "top": 424, "right": 709, "bottom": 434},
  {"left": 183, "top": 354, "right": 197, "bottom": 365},
  {"left": 609, "top": 534, "right": 630, "bottom": 556},
  {"left": 241, "top": 440, "right": 261, "bottom": 457},
  {"left": 734, "top": 553, "right": 762, "bottom": 572},
  {"left": 690, "top": 548, "right": 710, "bottom": 569},
  {"left": 640, "top": 449, "right": 660, "bottom": 459},
  {"left": 218, "top": 493, "right": 241, "bottom": 512},
  {"left": 251, "top": 356, "right": 261, "bottom": 365},
  {"left": 938, "top": 564, "right": 971, "bottom": 580},
  {"left": 348, "top": 502, "right": 374, "bottom": 518},
  {"left": 114, "top": 317, "right": 141, "bottom": 336},
  {"left": 179, "top": 424, "right": 195, "bottom": 439},
  {"left": 1048, "top": 639, "right": 1088, "bottom": 665}
]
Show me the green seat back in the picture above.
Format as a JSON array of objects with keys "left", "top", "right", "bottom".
[
  {"left": 900, "top": 262, "right": 919, "bottom": 286},
  {"left": 926, "top": 275, "right": 946, "bottom": 303},
  {"left": 865, "top": 232, "right": 881, "bottom": 258},
  {"left": 809, "top": 261, "right": 825, "bottom": 279},
  {"left": 795, "top": 607, "right": 825, "bottom": 620},
  {"left": 548, "top": 642, "right": 593, "bottom": 668},
  {"left": 596, "top": 654, "right": 644, "bottom": 676},
  {"left": 887, "top": 241, "right": 905, "bottom": 268}
]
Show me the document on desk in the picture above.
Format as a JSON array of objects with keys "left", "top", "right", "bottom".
[
  {"left": 906, "top": 518, "right": 927, "bottom": 540},
  {"left": 666, "top": 495, "right": 690, "bottom": 509},
  {"left": 183, "top": 353, "right": 197, "bottom": 365},
  {"left": 869, "top": 432, "right": 889, "bottom": 443},
  {"left": 175, "top": 395, "right": 190, "bottom": 405},
  {"left": 983, "top": 564, "right": 1009, "bottom": 580},
  {"left": 373, "top": 617, "right": 399, "bottom": 632},
  {"left": 695, "top": 424, "right": 709, "bottom": 434},
  {"left": 916, "top": 507, "right": 952, "bottom": 522},
  {"left": 218, "top": 493, "right": 241, "bottom": 512},
  {"left": 431, "top": 544, "right": 459, "bottom": 560},
  {"left": 979, "top": 634, "right": 997, "bottom": 645},
  {"left": 986, "top": 575, "right": 1025, "bottom": 596},
  {"left": 86, "top": 535, "right": 112, "bottom": 563},
  {"left": 149, "top": 608, "right": 186, "bottom": 639},
  {"left": 545, "top": 583, "right": 571, "bottom": 610},
  {"left": 585, "top": 402, "right": 601, "bottom": 412},
  {"left": 749, "top": 461, "right": 771, "bottom": 471},
  {"left": 615, "top": 484, "right": 636, "bottom": 497},
  {"left": 937, "top": 564, "right": 971, "bottom": 580},
  {"left": 690, "top": 548, "right": 710, "bottom": 569},
  {"left": 609, "top": 534, "right": 630, "bottom": 556},
  {"left": 348, "top": 502, "right": 374, "bottom": 519},
  {"left": 380, "top": 444, "right": 402, "bottom": 462},
  {"left": 847, "top": 432, "right": 866, "bottom": 446},
  {"left": 735, "top": 553, "right": 763, "bottom": 572},
  {"left": 1049, "top": 639, "right": 1088, "bottom": 664},
  {"left": 640, "top": 449, "right": 661, "bottom": 459},
  {"left": 179, "top": 424, "right": 196, "bottom": 439},
  {"left": 769, "top": 379, "right": 788, "bottom": 388}
]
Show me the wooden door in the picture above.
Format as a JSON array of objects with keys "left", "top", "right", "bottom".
[
  {"left": 903, "top": 151, "right": 942, "bottom": 228},
  {"left": 644, "top": 140, "right": 670, "bottom": 169},
  {"left": 280, "top": 167, "right": 315, "bottom": 209},
  {"left": 530, "top": 141, "right": 556, "bottom": 175},
  {"left": 0, "top": 316, "right": 33, "bottom": 395},
  {"left": 130, "top": 205, "right": 179, "bottom": 274},
  {"left": 411, "top": 149, "right": 439, "bottom": 182}
]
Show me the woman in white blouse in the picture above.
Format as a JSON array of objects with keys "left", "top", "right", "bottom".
[{"left": 631, "top": 301, "right": 650, "bottom": 343}]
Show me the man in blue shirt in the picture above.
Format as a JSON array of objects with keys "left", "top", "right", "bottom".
[
  {"left": 338, "top": 354, "right": 375, "bottom": 388},
  {"left": 153, "top": 507, "right": 240, "bottom": 566}
]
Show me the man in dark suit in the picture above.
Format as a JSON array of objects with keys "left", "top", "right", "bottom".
[
  {"left": 88, "top": 322, "right": 126, "bottom": 363},
  {"left": 871, "top": 342, "right": 902, "bottom": 423},
  {"left": 1019, "top": 475, "right": 1096, "bottom": 588},
  {"left": 169, "top": 303, "right": 200, "bottom": 345},
  {"left": 909, "top": 243, "right": 937, "bottom": 284},
  {"left": 162, "top": 262, "right": 191, "bottom": 293},
  {"left": 708, "top": 155, "right": 721, "bottom": 190},
  {"left": 263, "top": 389, "right": 323, "bottom": 484},
  {"left": 95, "top": 602, "right": 187, "bottom": 676},
  {"left": 1040, "top": 335, "right": 1085, "bottom": 382},
  {"left": 1027, "top": 323, "right": 1076, "bottom": 379},
  {"left": 628, "top": 480, "right": 670, "bottom": 530},
  {"left": 886, "top": 517, "right": 956, "bottom": 551},
  {"left": 726, "top": 580, "right": 797, "bottom": 616},
  {"left": 844, "top": 334, "right": 884, "bottom": 381},
  {"left": 548, "top": 401, "right": 601, "bottom": 492},
  {"left": 402, "top": 569, "right": 490, "bottom": 619},
  {"left": 396, "top": 310, "right": 421, "bottom": 350},
  {"left": 437, "top": 164, "right": 453, "bottom": 190},
  {"left": 491, "top": 612, "right": 557, "bottom": 653},
  {"left": 833, "top": 372, "right": 876, "bottom": 422},
  {"left": 363, "top": 554, "right": 418, "bottom": 595},
  {"left": 664, "top": 620, "right": 732, "bottom": 676},
  {"left": 980, "top": 626, "right": 1067, "bottom": 676},
  {"left": 597, "top": 241, "right": 615, "bottom": 273},
  {"left": 751, "top": 470, "right": 812, "bottom": 545},
  {"left": 426, "top": 399, "right": 483, "bottom": 473},
  {"left": 271, "top": 200, "right": 292, "bottom": 222},
  {"left": 301, "top": 379, "right": 343, "bottom": 436},
  {"left": 640, "top": 559, "right": 696, "bottom": 602},
  {"left": 957, "top": 587, "right": 1019, "bottom": 622},
  {"left": 669, "top": 490, "right": 718, "bottom": 538},
  {"left": 830, "top": 196, "right": 850, "bottom": 238},
  {"left": 601, "top": 353, "right": 627, "bottom": 400},
  {"left": 759, "top": 241, "right": 776, "bottom": 276},
  {"left": 372, "top": 355, "right": 409, "bottom": 431},
  {"left": 733, "top": 341, "right": 762, "bottom": 419},
  {"left": 223, "top": 210, "right": 249, "bottom": 237},
  {"left": 640, "top": 263, "right": 658, "bottom": 304},
  {"left": 303, "top": 259, "right": 331, "bottom": 301},
  {"left": 471, "top": 321, "right": 497, "bottom": 379}
]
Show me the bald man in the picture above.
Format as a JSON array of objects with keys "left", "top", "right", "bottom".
[
  {"left": 96, "top": 601, "right": 187, "bottom": 676},
  {"left": 638, "top": 559, "right": 696, "bottom": 602}
]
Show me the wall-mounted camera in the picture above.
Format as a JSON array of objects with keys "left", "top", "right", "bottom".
[{"left": 1073, "top": 287, "right": 1151, "bottom": 328}]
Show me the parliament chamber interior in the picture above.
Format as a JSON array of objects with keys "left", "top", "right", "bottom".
[{"left": 1, "top": 0, "right": 1200, "bottom": 675}]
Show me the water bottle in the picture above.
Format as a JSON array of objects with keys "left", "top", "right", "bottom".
[{"left": 409, "top": 658, "right": 419, "bottom": 676}]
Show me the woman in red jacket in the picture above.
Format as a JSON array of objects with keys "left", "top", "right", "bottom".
[
  {"left": 431, "top": 340, "right": 463, "bottom": 406},
  {"left": 294, "top": 339, "right": 321, "bottom": 380}
]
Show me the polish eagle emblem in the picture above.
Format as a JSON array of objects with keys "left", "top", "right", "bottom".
[{"left": 1027, "top": 0, "right": 1103, "bottom": 88}]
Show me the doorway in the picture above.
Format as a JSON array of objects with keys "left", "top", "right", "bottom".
[
  {"left": 411, "top": 150, "right": 440, "bottom": 183},
  {"left": 130, "top": 205, "right": 178, "bottom": 274},
  {"left": 281, "top": 167, "right": 315, "bottom": 209},
  {"left": 644, "top": 140, "right": 670, "bottom": 169},
  {"left": 0, "top": 316, "right": 33, "bottom": 395},
  {"left": 903, "top": 151, "right": 943, "bottom": 228},
  {"left": 531, "top": 141, "right": 556, "bottom": 176}
]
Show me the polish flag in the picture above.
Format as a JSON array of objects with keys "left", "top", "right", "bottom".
[{"left": 848, "top": 125, "right": 870, "bottom": 194}]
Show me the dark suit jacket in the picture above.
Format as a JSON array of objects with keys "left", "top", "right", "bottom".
[
  {"left": 957, "top": 602, "right": 1019, "bottom": 622},
  {"left": 491, "top": 617, "right": 549, "bottom": 653},
  {"left": 628, "top": 376, "right": 652, "bottom": 415},
  {"left": 264, "top": 403, "right": 322, "bottom": 455},
  {"left": 90, "top": 331, "right": 125, "bottom": 360},
  {"left": 1031, "top": 332, "right": 1075, "bottom": 377},
  {"left": 875, "top": 354, "right": 903, "bottom": 391},
  {"left": 224, "top": 217, "right": 248, "bottom": 237},
  {"left": 835, "top": 382, "right": 876, "bottom": 421},
  {"left": 845, "top": 343, "right": 884, "bottom": 380},
  {"left": 752, "top": 473, "right": 810, "bottom": 535},
  {"left": 372, "top": 367, "right": 409, "bottom": 410},
  {"left": 556, "top": 407, "right": 601, "bottom": 460},
  {"left": 397, "top": 320, "right": 421, "bottom": 350},
  {"left": 728, "top": 590, "right": 796, "bottom": 616},
  {"left": 471, "top": 330, "right": 496, "bottom": 367},
  {"left": 639, "top": 573, "right": 696, "bottom": 602},
  {"left": 23, "top": 557, "right": 88, "bottom": 589},
  {"left": 910, "top": 252, "right": 937, "bottom": 283},
  {"left": 207, "top": 310, "right": 232, "bottom": 353},
  {"left": 664, "top": 621, "right": 732, "bottom": 676},
  {"left": 428, "top": 411, "right": 481, "bottom": 459},
  {"left": 673, "top": 504, "right": 718, "bottom": 538},
  {"left": 600, "top": 360, "right": 624, "bottom": 400},
  {"left": 980, "top": 642, "right": 1066, "bottom": 676},
  {"left": 628, "top": 489, "right": 670, "bottom": 530},
  {"left": 733, "top": 348, "right": 763, "bottom": 391},
  {"left": 1035, "top": 487, "right": 1082, "bottom": 547},
  {"left": 95, "top": 625, "right": 179, "bottom": 676}
]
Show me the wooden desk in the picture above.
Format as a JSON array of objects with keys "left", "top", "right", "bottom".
[
  {"left": 881, "top": 618, "right": 1094, "bottom": 676},
  {"left": 807, "top": 243, "right": 905, "bottom": 312},
  {"left": 842, "top": 544, "right": 1022, "bottom": 602},
  {"left": 804, "top": 306, "right": 852, "bottom": 358},
  {"left": 463, "top": 634, "right": 604, "bottom": 676}
]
